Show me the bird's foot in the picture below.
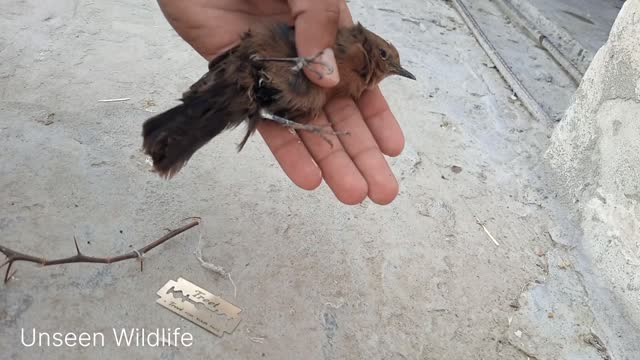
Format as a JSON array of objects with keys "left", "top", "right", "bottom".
[
  {"left": 259, "top": 109, "right": 349, "bottom": 147},
  {"left": 290, "top": 50, "right": 334, "bottom": 79},
  {"left": 251, "top": 50, "right": 334, "bottom": 79}
]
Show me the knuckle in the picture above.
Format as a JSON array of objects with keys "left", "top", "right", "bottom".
[
  {"left": 322, "top": 3, "right": 341, "bottom": 23},
  {"left": 290, "top": 0, "right": 340, "bottom": 26}
]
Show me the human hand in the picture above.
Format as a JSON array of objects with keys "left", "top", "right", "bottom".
[{"left": 157, "top": 0, "right": 404, "bottom": 204}]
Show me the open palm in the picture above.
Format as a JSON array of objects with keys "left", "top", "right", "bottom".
[{"left": 158, "top": 0, "right": 404, "bottom": 204}]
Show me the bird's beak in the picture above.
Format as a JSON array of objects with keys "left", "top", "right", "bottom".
[{"left": 394, "top": 66, "right": 416, "bottom": 80}]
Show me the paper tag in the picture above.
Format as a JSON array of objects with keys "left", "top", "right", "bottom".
[{"left": 156, "top": 277, "right": 241, "bottom": 337}]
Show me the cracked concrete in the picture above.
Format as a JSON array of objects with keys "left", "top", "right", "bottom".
[
  {"left": 547, "top": 1, "right": 640, "bottom": 357},
  {"left": 464, "top": 0, "right": 579, "bottom": 121},
  {"left": 509, "top": 0, "right": 625, "bottom": 73},
  {"left": 0, "top": 0, "right": 637, "bottom": 359}
]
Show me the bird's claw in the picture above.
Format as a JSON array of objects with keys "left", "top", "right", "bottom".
[
  {"left": 291, "top": 50, "right": 334, "bottom": 79},
  {"left": 259, "top": 109, "right": 349, "bottom": 147},
  {"left": 251, "top": 50, "right": 334, "bottom": 80}
]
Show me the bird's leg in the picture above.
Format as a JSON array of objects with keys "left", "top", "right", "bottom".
[
  {"left": 259, "top": 109, "right": 349, "bottom": 146},
  {"left": 251, "top": 50, "right": 334, "bottom": 79}
]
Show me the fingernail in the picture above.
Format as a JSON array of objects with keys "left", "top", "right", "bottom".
[{"left": 304, "top": 48, "right": 339, "bottom": 87}]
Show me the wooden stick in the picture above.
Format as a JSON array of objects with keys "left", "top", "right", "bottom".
[{"left": 0, "top": 218, "right": 200, "bottom": 283}]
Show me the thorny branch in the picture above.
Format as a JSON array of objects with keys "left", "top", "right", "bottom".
[{"left": 0, "top": 218, "right": 201, "bottom": 283}]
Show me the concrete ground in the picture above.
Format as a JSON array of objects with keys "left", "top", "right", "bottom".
[{"left": 0, "top": 0, "right": 635, "bottom": 359}]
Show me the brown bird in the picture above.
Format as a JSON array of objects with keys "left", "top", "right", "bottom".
[{"left": 142, "top": 22, "right": 415, "bottom": 177}]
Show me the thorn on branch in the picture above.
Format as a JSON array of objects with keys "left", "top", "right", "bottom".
[
  {"left": 73, "top": 236, "right": 82, "bottom": 256},
  {"left": 133, "top": 249, "right": 144, "bottom": 272},
  {"left": 6, "top": 267, "right": 17, "bottom": 283},
  {"left": 0, "top": 218, "right": 200, "bottom": 284}
]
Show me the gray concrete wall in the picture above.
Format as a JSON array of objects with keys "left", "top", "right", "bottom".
[{"left": 546, "top": 0, "right": 640, "bottom": 331}]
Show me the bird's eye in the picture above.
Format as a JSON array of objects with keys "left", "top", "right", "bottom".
[{"left": 379, "top": 48, "right": 388, "bottom": 60}]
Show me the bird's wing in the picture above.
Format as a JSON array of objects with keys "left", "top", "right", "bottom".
[{"left": 182, "top": 46, "right": 238, "bottom": 101}]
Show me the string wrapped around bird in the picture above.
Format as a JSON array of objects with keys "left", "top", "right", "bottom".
[{"left": 142, "top": 22, "right": 415, "bottom": 177}]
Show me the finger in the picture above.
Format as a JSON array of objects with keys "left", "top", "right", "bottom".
[
  {"left": 338, "top": 0, "right": 354, "bottom": 26},
  {"left": 257, "top": 121, "right": 322, "bottom": 191},
  {"left": 297, "top": 112, "right": 368, "bottom": 205},
  {"left": 326, "top": 97, "right": 399, "bottom": 205},
  {"left": 288, "top": 0, "right": 340, "bottom": 87},
  {"left": 357, "top": 86, "right": 405, "bottom": 157},
  {"left": 157, "top": 2, "right": 248, "bottom": 61}
]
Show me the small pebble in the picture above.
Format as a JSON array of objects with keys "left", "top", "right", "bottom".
[{"left": 451, "top": 165, "right": 463, "bottom": 174}]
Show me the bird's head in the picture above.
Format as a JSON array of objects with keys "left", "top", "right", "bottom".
[{"left": 359, "top": 24, "right": 416, "bottom": 85}]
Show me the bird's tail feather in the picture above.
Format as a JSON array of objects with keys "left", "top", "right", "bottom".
[{"left": 142, "top": 94, "right": 242, "bottom": 177}]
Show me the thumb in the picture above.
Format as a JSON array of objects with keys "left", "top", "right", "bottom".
[{"left": 288, "top": 0, "right": 341, "bottom": 87}]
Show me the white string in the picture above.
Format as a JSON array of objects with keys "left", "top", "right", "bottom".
[{"left": 193, "top": 218, "right": 238, "bottom": 298}]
